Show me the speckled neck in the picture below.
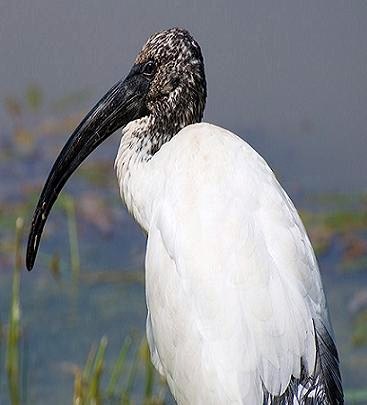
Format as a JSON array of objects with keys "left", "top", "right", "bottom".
[
  {"left": 116, "top": 115, "right": 174, "bottom": 164},
  {"left": 117, "top": 94, "right": 204, "bottom": 163}
]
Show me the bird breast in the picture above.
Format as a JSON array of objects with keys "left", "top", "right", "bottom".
[{"left": 115, "top": 118, "right": 162, "bottom": 232}]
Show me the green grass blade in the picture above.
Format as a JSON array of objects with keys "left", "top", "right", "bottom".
[
  {"left": 87, "top": 336, "right": 108, "bottom": 404},
  {"left": 83, "top": 343, "right": 97, "bottom": 383},
  {"left": 106, "top": 336, "right": 132, "bottom": 397},
  {"left": 63, "top": 194, "right": 81, "bottom": 284},
  {"left": 141, "top": 339, "right": 154, "bottom": 400},
  {"left": 6, "top": 217, "right": 23, "bottom": 405},
  {"left": 73, "top": 368, "right": 84, "bottom": 405},
  {"left": 0, "top": 317, "right": 3, "bottom": 397},
  {"left": 121, "top": 343, "right": 140, "bottom": 404},
  {"left": 21, "top": 336, "right": 29, "bottom": 405}
]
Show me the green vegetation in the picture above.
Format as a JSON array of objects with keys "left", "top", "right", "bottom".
[
  {"left": 62, "top": 194, "right": 81, "bottom": 284},
  {"left": 1, "top": 217, "right": 166, "bottom": 404},
  {"left": 1, "top": 87, "right": 366, "bottom": 402},
  {"left": 64, "top": 335, "right": 166, "bottom": 404},
  {"left": 4, "top": 218, "right": 25, "bottom": 404},
  {"left": 352, "top": 310, "right": 367, "bottom": 347}
]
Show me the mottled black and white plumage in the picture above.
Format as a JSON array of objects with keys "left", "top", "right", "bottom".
[
  {"left": 27, "top": 28, "right": 343, "bottom": 404},
  {"left": 132, "top": 28, "right": 206, "bottom": 157}
]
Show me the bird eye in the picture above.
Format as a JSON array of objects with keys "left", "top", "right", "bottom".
[{"left": 142, "top": 61, "right": 156, "bottom": 77}]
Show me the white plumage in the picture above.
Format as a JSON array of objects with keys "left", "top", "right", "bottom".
[
  {"left": 115, "top": 122, "right": 336, "bottom": 403},
  {"left": 27, "top": 28, "right": 343, "bottom": 404}
]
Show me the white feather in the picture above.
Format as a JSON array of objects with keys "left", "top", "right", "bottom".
[{"left": 115, "top": 122, "right": 332, "bottom": 404}]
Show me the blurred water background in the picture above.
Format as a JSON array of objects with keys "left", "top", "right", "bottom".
[{"left": 0, "top": 1, "right": 366, "bottom": 403}]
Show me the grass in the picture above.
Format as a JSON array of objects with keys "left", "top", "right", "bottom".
[
  {"left": 106, "top": 337, "right": 132, "bottom": 397},
  {"left": 1, "top": 95, "right": 367, "bottom": 402},
  {"left": 1, "top": 175, "right": 367, "bottom": 403},
  {"left": 72, "top": 336, "right": 166, "bottom": 405},
  {"left": 63, "top": 194, "right": 81, "bottom": 284},
  {"left": 5, "top": 217, "right": 24, "bottom": 405},
  {"left": 1, "top": 217, "right": 165, "bottom": 404},
  {"left": 352, "top": 310, "right": 367, "bottom": 347},
  {"left": 1, "top": 194, "right": 367, "bottom": 402},
  {"left": 300, "top": 201, "right": 367, "bottom": 268}
]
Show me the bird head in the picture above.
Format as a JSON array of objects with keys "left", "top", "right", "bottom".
[
  {"left": 26, "top": 27, "right": 206, "bottom": 270},
  {"left": 136, "top": 28, "right": 206, "bottom": 129}
]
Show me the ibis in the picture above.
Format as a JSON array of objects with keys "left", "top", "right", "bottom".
[{"left": 27, "top": 28, "right": 343, "bottom": 404}]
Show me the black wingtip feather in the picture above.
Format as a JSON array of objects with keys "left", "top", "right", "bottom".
[
  {"left": 314, "top": 320, "right": 344, "bottom": 404},
  {"left": 263, "top": 319, "right": 343, "bottom": 404}
]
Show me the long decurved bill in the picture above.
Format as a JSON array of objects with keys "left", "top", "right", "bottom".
[{"left": 26, "top": 67, "right": 149, "bottom": 270}]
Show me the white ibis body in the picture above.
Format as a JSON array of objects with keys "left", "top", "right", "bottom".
[{"left": 27, "top": 28, "right": 343, "bottom": 404}]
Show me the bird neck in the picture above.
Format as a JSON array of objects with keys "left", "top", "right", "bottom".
[
  {"left": 137, "top": 114, "right": 178, "bottom": 157},
  {"left": 122, "top": 109, "right": 200, "bottom": 160},
  {"left": 114, "top": 116, "right": 163, "bottom": 230},
  {"left": 115, "top": 110, "right": 199, "bottom": 229}
]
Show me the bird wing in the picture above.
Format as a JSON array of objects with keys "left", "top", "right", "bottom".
[{"left": 145, "top": 123, "right": 342, "bottom": 404}]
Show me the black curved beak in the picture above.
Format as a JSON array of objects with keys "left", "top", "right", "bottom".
[{"left": 26, "top": 66, "right": 150, "bottom": 271}]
